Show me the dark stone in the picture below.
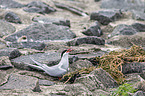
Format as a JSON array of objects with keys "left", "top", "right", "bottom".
[
  {"left": 101, "top": 0, "right": 144, "bottom": 12},
  {"left": 4, "top": 23, "right": 76, "bottom": 42},
  {"left": 32, "top": 16, "right": 71, "bottom": 27},
  {"left": 132, "top": 11, "right": 145, "bottom": 21},
  {"left": 132, "top": 23, "right": 145, "bottom": 32},
  {"left": 90, "top": 10, "right": 122, "bottom": 25},
  {"left": 82, "top": 21, "right": 103, "bottom": 36},
  {"left": 5, "top": 12, "right": 22, "bottom": 24},
  {"left": 23, "top": 1, "right": 56, "bottom": 14},
  {"left": 0, "top": 20, "right": 16, "bottom": 38},
  {"left": 122, "top": 62, "right": 145, "bottom": 74},
  {"left": 108, "top": 24, "right": 138, "bottom": 38},
  {"left": 0, "top": 0, "right": 25, "bottom": 8},
  {"left": 9, "top": 49, "right": 21, "bottom": 59},
  {"left": 67, "top": 36, "right": 105, "bottom": 46},
  {"left": 39, "top": 79, "right": 55, "bottom": 86},
  {"left": 54, "top": 2, "right": 88, "bottom": 16}
]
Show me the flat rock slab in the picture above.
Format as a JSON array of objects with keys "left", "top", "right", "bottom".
[
  {"left": 39, "top": 79, "right": 55, "bottom": 86},
  {"left": 75, "top": 68, "right": 118, "bottom": 90},
  {"left": 5, "top": 23, "right": 76, "bottom": 42},
  {"left": 107, "top": 33, "right": 145, "bottom": 47},
  {"left": 132, "top": 23, "right": 145, "bottom": 32},
  {"left": 33, "top": 16, "right": 70, "bottom": 27},
  {"left": 11, "top": 52, "right": 61, "bottom": 70},
  {"left": 0, "top": 74, "right": 38, "bottom": 90},
  {"left": 90, "top": 10, "right": 122, "bottom": 25},
  {"left": 0, "top": 56, "right": 13, "bottom": 69},
  {"left": 108, "top": 24, "right": 138, "bottom": 38},
  {"left": 67, "top": 36, "right": 105, "bottom": 46},
  {"left": 23, "top": 1, "right": 56, "bottom": 14},
  {"left": 0, "top": 20, "right": 16, "bottom": 38}
]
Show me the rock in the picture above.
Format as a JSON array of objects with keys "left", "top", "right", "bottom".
[
  {"left": 9, "top": 49, "right": 21, "bottom": 59},
  {"left": 0, "top": 48, "right": 17, "bottom": 58},
  {"left": 82, "top": 21, "right": 103, "bottom": 36},
  {"left": 75, "top": 68, "right": 118, "bottom": 90},
  {"left": 0, "top": 71, "right": 9, "bottom": 85},
  {"left": 32, "top": 81, "right": 42, "bottom": 92},
  {"left": 136, "top": 81, "right": 145, "bottom": 92},
  {"left": 107, "top": 33, "right": 145, "bottom": 47},
  {"left": 39, "top": 79, "right": 55, "bottom": 86},
  {"left": 0, "top": 56, "right": 13, "bottom": 70},
  {"left": 133, "top": 91, "right": 145, "bottom": 96},
  {"left": 32, "top": 16, "right": 71, "bottom": 27},
  {"left": 90, "top": 9, "right": 122, "bottom": 25},
  {"left": 63, "top": 84, "right": 93, "bottom": 95},
  {"left": 132, "top": 11, "right": 145, "bottom": 21},
  {"left": 8, "top": 42, "right": 46, "bottom": 51},
  {"left": 108, "top": 24, "right": 138, "bottom": 38},
  {"left": 4, "top": 23, "right": 76, "bottom": 42},
  {"left": 0, "top": 39, "right": 6, "bottom": 49},
  {"left": 101, "top": 0, "right": 144, "bottom": 11},
  {"left": 4, "top": 12, "right": 22, "bottom": 24},
  {"left": 0, "top": 0, "right": 25, "bottom": 8},
  {"left": 0, "top": 74, "right": 38, "bottom": 90},
  {"left": 67, "top": 36, "right": 105, "bottom": 46},
  {"left": 122, "top": 62, "right": 145, "bottom": 74},
  {"left": 54, "top": 2, "right": 88, "bottom": 16},
  {"left": 0, "top": 20, "right": 16, "bottom": 38},
  {"left": 23, "top": 1, "right": 56, "bottom": 14},
  {"left": 11, "top": 52, "right": 74, "bottom": 71},
  {"left": 132, "top": 23, "right": 145, "bottom": 32},
  {"left": 69, "top": 60, "right": 94, "bottom": 71}
]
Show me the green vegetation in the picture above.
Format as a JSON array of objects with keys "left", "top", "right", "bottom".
[{"left": 111, "top": 83, "right": 137, "bottom": 96}]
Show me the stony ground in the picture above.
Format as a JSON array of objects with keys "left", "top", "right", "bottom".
[{"left": 0, "top": 0, "right": 145, "bottom": 96}]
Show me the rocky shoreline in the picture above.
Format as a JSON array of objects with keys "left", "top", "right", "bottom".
[{"left": 0, "top": 0, "right": 145, "bottom": 96}]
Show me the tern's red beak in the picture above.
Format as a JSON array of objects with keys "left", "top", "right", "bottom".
[{"left": 66, "top": 48, "right": 73, "bottom": 53}]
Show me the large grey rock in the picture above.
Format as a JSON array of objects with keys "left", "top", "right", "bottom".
[
  {"left": 39, "top": 79, "right": 55, "bottom": 86},
  {"left": 101, "top": 0, "right": 144, "bottom": 12},
  {"left": 108, "top": 24, "right": 138, "bottom": 38},
  {"left": 23, "top": 1, "right": 56, "bottom": 14},
  {"left": 75, "top": 68, "right": 118, "bottom": 90},
  {"left": 0, "top": 0, "right": 25, "bottom": 8},
  {"left": 107, "top": 33, "right": 145, "bottom": 47},
  {"left": 67, "top": 36, "right": 105, "bottom": 46},
  {"left": 0, "top": 74, "right": 38, "bottom": 90},
  {"left": 90, "top": 9, "right": 122, "bottom": 25},
  {"left": 4, "top": 12, "right": 22, "bottom": 24},
  {"left": 0, "top": 20, "right": 16, "bottom": 38},
  {"left": 4, "top": 23, "right": 76, "bottom": 42},
  {"left": 33, "top": 16, "right": 70, "bottom": 27}
]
